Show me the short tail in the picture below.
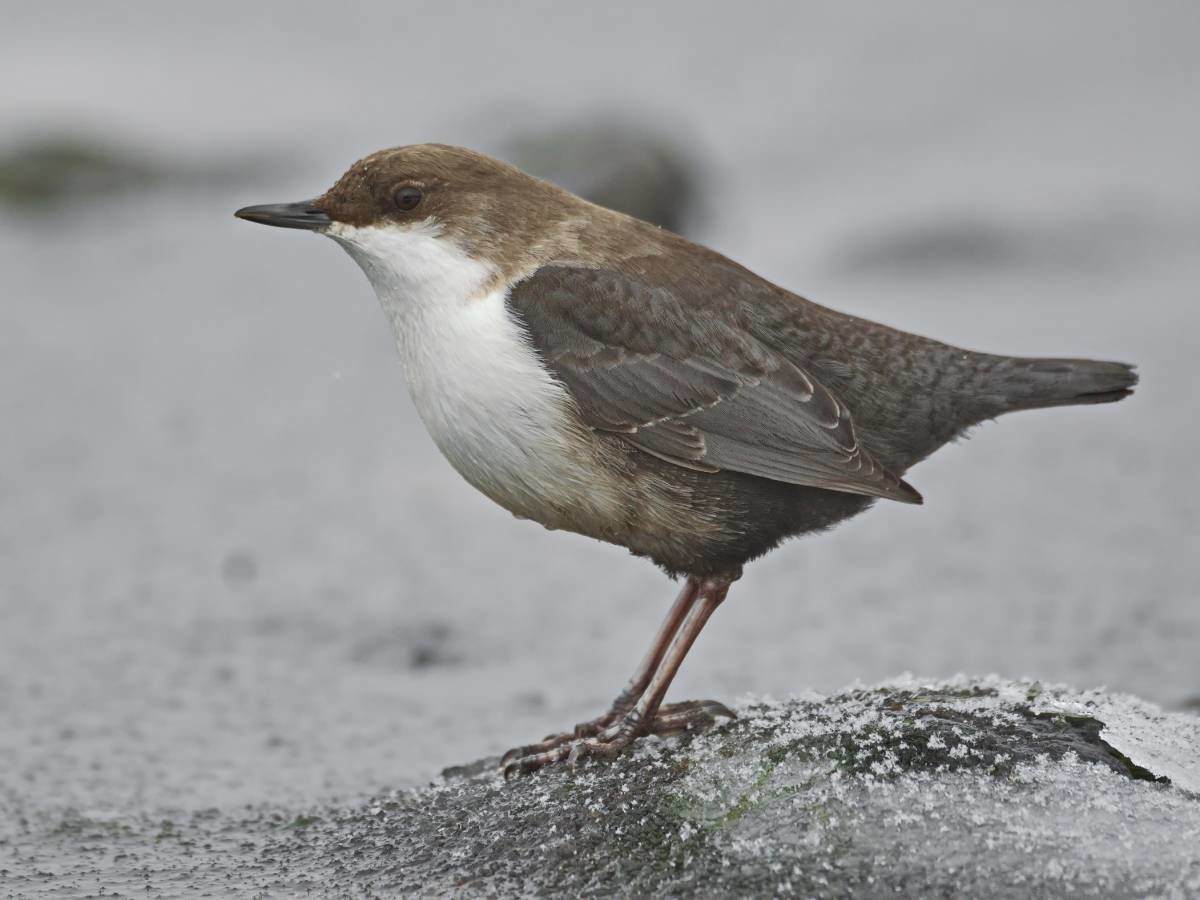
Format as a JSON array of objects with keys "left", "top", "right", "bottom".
[{"left": 986, "top": 356, "right": 1138, "bottom": 414}]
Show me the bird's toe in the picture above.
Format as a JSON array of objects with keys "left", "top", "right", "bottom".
[{"left": 499, "top": 698, "right": 735, "bottom": 778}]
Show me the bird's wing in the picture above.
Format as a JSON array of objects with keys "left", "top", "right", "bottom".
[{"left": 507, "top": 265, "right": 921, "bottom": 504}]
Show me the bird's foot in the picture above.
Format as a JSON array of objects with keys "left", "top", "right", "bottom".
[{"left": 501, "top": 699, "right": 735, "bottom": 779}]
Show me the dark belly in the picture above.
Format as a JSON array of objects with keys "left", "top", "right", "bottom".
[{"left": 618, "top": 453, "right": 877, "bottom": 577}]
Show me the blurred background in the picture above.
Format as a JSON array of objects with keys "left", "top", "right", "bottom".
[{"left": 1, "top": 0, "right": 1197, "bottom": 818}]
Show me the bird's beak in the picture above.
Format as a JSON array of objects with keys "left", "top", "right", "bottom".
[{"left": 234, "top": 200, "right": 332, "bottom": 231}]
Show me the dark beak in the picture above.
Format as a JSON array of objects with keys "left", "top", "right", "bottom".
[{"left": 234, "top": 200, "right": 332, "bottom": 231}]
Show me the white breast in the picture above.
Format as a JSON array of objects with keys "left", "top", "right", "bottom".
[{"left": 327, "top": 220, "right": 617, "bottom": 526}]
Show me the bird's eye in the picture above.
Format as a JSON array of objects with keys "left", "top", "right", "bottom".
[{"left": 393, "top": 185, "right": 423, "bottom": 212}]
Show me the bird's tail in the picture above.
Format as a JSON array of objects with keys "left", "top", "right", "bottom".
[{"left": 983, "top": 356, "right": 1138, "bottom": 415}]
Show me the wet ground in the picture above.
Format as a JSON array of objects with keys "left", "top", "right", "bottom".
[{"left": 1, "top": 0, "right": 1198, "bottom": 893}]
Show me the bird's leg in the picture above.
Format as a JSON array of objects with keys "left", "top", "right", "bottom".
[
  {"left": 566, "top": 575, "right": 734, "bottom": 762},
  {"left": 503, "top": 572, "right": 737, "bottom": 778},
  {"left": 500, "top": 577, "right": 701, "bottom": 765},
  {"left": 576, "top": 576, "right": 703, "bottom": 732}
]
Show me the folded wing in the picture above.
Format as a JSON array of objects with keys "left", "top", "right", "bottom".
[{"left": 508, "top": 266, "right": 921, "bottom": 504}]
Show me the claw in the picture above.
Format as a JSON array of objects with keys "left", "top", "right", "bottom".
[
  {"left": 503, "top": 743, "right": 571, "bottom": 780},
  {"left": 566, "top": 741, "right": 587, "bottom": 769},
  {"left": 499, "top": 745, "right": 529, "bottom": 768},
  {"left": 658, "top": 699, "right": 738, "bottom": 721},
  {"left": 502, "top": 708, "right": 622, "bottom": 769},
  {"left": 500, "top": 698, "right": 735, "bottom": 778}
]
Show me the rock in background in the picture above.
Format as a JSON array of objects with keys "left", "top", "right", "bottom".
[
  {"left": 5, "top": 677, "right": 1198, "bottom": 898},
  {"left": 0, "top": 133, "right": 271, "bottom": 211},
  {"left": 506, "top": 120, "right": 700, "bottom": 235}
]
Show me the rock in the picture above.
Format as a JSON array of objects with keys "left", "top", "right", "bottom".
[
  {"left": 506, "top": 121, "right": 700, "bottom": 234},
  {"left": 349, "top": 619, "right": 461, "bottom": 670},
  {"left": 830, "top": 205, "right": 1156, "bottom": 278},
  {"left": 0, "top": 135, "right": 163, "bottom": 208},
  {"left": 4, "top": 677, "right": 1198, "bottom": 897},
  {"left": 220, "top": 549, "right": 260, "bottom": 587},
  {"left": 0, "top": 132, "right": 271, "bottom": 211}
]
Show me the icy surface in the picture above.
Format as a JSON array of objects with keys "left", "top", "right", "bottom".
[{"left": 2, "top": 678, "right": 1197, "bottom": 897}]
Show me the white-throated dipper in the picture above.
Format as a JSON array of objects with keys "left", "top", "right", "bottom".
[{"left": 235, "top": 144, "right": 1137, "bottom": 777}]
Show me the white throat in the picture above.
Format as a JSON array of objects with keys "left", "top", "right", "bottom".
[
  {"left": 326, "top": 221, "right": 612, "bottom": 524},
  {"left": 327, "top": 219, "right": 493, "bottom": 316}
]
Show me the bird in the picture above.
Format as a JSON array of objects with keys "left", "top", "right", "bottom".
[{"left": 235, "top": 143, "right": 1137, "bottom": 778}]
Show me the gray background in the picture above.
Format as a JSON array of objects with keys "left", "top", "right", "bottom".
[{"left": 1, "top": 0, "right": 1196, "bottom": 818}]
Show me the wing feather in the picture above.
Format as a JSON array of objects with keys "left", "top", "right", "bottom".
[{"left": 508, "top": 266, "right": 921, "bottom": 504}]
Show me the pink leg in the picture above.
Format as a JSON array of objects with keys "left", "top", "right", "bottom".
[
  {"left": 607, "top": 576, "right": 703, "bottom": 717},
  {"left": 500, "top": 578, "right": 701, "bottom": 766},
  {"left": 503, "top": 572, "right": 738, "bottom": 778}
]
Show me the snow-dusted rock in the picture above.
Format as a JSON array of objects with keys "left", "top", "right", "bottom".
[
  {"left": 6, "top": 678, "right": 1198, "bottom": 897},
  {"left": 363, "top": 677, "right": 1200, "bottom": 897}
]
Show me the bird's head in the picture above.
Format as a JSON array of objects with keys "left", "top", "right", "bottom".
[{"left": 235, "top": 144, "right": 578, "bottom": 298}]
